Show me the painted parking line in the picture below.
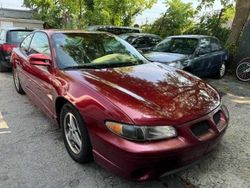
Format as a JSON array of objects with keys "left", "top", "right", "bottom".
[{"left": 0, "top": 112, "right": 11, "bottom": 134}]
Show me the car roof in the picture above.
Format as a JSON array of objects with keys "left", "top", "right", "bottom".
[
  {"left": 34, "top": 29, "right": 112, "bottom": 35},
  {"left": 168, "top": 35, "right": 214, "bottom": 39},
  {"left": 1, "top": 27, "right": 34, "bottom": 31},
  {"left": 86, "top": 25, "right": 140, "bottom": 30},
  {"left": 120, "top": 33, "right": 162, "bottom": 38}
]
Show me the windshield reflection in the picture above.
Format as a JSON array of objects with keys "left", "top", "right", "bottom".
[{"left": 52, "top": 33, "right": 147, "bottom": 69}]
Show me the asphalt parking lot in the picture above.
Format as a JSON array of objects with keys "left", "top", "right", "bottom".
[{"left": 0, "top": 72, "right": 249, "bottom": 188}]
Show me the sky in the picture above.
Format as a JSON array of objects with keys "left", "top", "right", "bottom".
[
  {"left": 135, "top": 0, "right": 223, "bottom": 25},
  {"left": 0, "top": 0, "right": 24, "bottom": 9},
  {"left": 0, "top": 0, "right": 223, "bottom": 25}
]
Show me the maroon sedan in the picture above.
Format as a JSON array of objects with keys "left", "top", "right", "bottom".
[{"left": 11, "top": 30, "right": 229, "bottom": 181}]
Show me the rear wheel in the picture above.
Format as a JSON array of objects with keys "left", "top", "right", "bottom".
[
  {"left": 13, "top": 68, "right": 25, "bottom": 94},
  {"left": 60, "top": 103, "right": 92, "bottom": 163}
]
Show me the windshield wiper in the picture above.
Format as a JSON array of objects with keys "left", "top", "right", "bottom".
[
  {"left": 103, "top": 61, "right": 143, "bottom": 68},
  {"left": 62, "top": 64, "right": 103, "bottom": 70}
]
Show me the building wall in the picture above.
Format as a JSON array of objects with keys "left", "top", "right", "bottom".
[
  {"left": 0, "top": 8, "right": 44, "bottom": 29},
  {"left": 13, "top": 22, "right": 43, "bottom": 29},
  {"left": 0, "top": 8, "right": 33, "bottom": 19}
]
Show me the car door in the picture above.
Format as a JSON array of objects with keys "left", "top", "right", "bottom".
[
  {"left": 25, "top": 32, "right": 55, "bottom": 117},
  {"left": 208, "top": 37, "right": 227, "bottom": 74},
  {"left": 191, "top": 38, "right": 212, "bottom": 77},
  {"left": 15, "top": 33, "right": 33, "bottom": 90}
]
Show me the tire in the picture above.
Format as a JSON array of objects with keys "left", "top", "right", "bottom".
[
  {"left": 214, "top": 62, "right": 226, "bottom": 79},
  {"left": 13, "top": 68, "right": 25, "bottom": 94},
  {"left": 0, "top": 61, "right": 8, "bottom": 72},
  {"left": 236, "top": 61, "right": 250, "bottom": 82},
  {"left": 60, "top": 103, "right": 93, "bottom": 163}
]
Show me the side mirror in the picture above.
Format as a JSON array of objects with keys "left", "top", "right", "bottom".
[
  {"left": 195, "top": 48, "right": 206, "bottom": 56},
  {"left": 28, "top": 54, "right": 51, "bottom": 66},
  {"left": 137, "top": 49, "right": 143, "bottom": 54}
]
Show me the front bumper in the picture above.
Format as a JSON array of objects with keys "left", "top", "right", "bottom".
[{"left": 92, "top": 106, "right": 229, "bottom": 181}]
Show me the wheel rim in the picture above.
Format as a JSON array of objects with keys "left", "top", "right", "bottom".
[
  {"left": 236, "top": 62, "right": 250, "bottom": 81},
  {"left": 14, "top": 70, "right": 20, "bottom": 91},
  {"left": 64, "top": 112, "right": 82, "bottom": 154},
  {"left": 220, "top": 63, "right": 226, "bottom": 78}
]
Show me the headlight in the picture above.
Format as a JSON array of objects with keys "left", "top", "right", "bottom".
[
  {"left": 182, "top": 59, "right": 191, "bottom": 66},
  {"left": 168, "top": 60, "right": 191, "bottom": 69},
  {"left": 168, "top": 61, "right": 183, "bottom": 69},
  {"left": 105, "top": 121, "right": 177, "bottom": 141}
]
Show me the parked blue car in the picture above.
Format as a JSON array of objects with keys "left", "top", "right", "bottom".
[{"left": 144, "top": 35, "right": 229, "bottom": 78}]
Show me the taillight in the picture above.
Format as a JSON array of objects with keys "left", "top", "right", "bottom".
[{"left": 1, "top": 43, "right": 16, "bottom": 53}]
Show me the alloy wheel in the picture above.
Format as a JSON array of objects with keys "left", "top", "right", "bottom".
[
  {"left": 220, "top": 63, "right": 226, "bottom": 78},
  {"left": 63, "top": 112, "right": 82, "bottom": 154},
  {"left": 14, "top": 69, "right": 20, "bottom": 91}
]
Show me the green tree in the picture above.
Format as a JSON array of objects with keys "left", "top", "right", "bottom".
[
  {"left": 148, "top": 0, "right": 196, "bottom": 37},
  {"left": 187, "top": 5, "right": 235, "bottom": 44},
  {"left": 23, "top": 0, "right": 157, "bottom": 28}
]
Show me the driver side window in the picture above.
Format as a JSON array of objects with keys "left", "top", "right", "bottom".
[
  {"left": 29, "top": 32, "right": 51, "bottom": 57},
  {"left": 20, "top": 34, "right": 33, "bottom": 54},
  {"left": 199, "top": 38, "right": 211, "bottom": 54}
]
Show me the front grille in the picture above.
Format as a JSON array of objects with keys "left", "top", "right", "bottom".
[
  {"left": 213, "top": 111, "right": 221, "bottom": 125},
  {"left": 191, "top": 121, "right": 209, "bottom": 136}
]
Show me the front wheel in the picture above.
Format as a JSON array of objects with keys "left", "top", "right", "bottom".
[
  {"left": 13, "top": 68, "right": 25, "bottom": 94},
  {"left": 214, "top": 62, "right": 226, "bottom": 79},
  {"left": 236, "top": 62, "right": 250, "bottom": 82},
  {"left": 60, "top": 103, "right": 93, "bottom": 163}
]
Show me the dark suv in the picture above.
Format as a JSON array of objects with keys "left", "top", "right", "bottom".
[{"left": 0, "top": 28, "right": 33, "bottom": 72}]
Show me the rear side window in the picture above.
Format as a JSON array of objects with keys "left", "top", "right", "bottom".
[
  {"left": 210, "top": 38, "right": 222, "bottom": 52},
  {"left": 148, "top": 37, "right": 161, "bottom": 46},
  {"left": 20, "top": 34, "right": 33, "bottom": 54},
  {"left": 29, "top": 32, "right": 51, "bottom": 57},
  {"left": 7, "top": 30, "right": 32, "bottom": 44}
]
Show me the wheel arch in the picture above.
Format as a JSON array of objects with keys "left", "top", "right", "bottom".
[{"left": 55, "top": 96, "right": 71, "bottom": 126}]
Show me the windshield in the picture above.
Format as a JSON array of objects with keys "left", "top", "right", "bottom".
[
  {"left": 52, "top": 33, "right": 147, "bottom": 69},
  {"left": 154, "top": 37, "right": 198, "bottom": 55}
]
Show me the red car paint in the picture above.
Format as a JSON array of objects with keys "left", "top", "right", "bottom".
[{"left": 11, "top": 30, "right": 229, "bottom": 181}]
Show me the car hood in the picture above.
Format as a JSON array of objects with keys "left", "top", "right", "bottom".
[
  {"left": 69, "top": 63, "right": 220, "bottom": 125},
  {"left": 144, "top": 52, "right": 188, "bottom": 63}
]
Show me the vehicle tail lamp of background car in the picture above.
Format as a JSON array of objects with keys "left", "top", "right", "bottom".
[{"left": 1, "top": 43, "right": 17, "bottom": 60}]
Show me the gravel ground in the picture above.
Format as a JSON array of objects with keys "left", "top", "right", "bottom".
[{"left": 0, "top": 72, "right": 249, "bottom": 188}]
